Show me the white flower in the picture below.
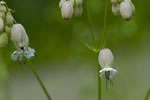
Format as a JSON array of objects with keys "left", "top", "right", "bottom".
[
  {"left": 11, "top": 24, "right": 35, "bottom": 61},
  {"left": 98, "top": 48, "right": 114, "bottom": 68},
  {"left": 100, "top": 67, "right": 117, "bottom": 80},
  {"left": 61, "top": 1, "right": 74, "bottom": 20},
  {"left": 0, "top": 1, "right": 7, "bottom": 13},
  {"left": 98, "top": 48, "right": 117, "bottom": 80},
  {"left": 11, "top": 24, "right": 29, "bottom": 49},
  {"left": 0, "top": 17, "right": 4, "bottom": 32},
  {"left": 11, "top": 47, "right": 35, "bottom": 61},
  {"left": 120, "top": 0, "right": 135, "bottom": 20}
]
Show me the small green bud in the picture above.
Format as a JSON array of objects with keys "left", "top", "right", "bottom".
[
  {"left": 0, "top": 17, "right": 4, "bottom": 33},
  {"left": 0, "top": 33, "right": 8, "bottom": 48},
  {"left": 6, "top": 12, "right": 14, "bottom": 26},
  {"left": 0, "top": 12, "right": 5, "bottom": 19},
  {"left": 5, "top": 25, "right": 12, "bottom": 34},
  {"left": 0, "top": 3, "right": 7, "bottom": 13}
]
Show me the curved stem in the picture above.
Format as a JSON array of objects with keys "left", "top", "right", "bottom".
[
  {"left": 86, "top": 0, "right": 96, "bottom": 48},
  {"left": 144, "top": 88, "right": 150, "bottom": 100},
  {"left": 100, "top": 0, "right": 108, "bottom": 49},
  {"left": 27, "top": 60, "right": 52, "bottom": 100},
  {"left": 98, "top": 63, "right": 101, "bottom": 100}
]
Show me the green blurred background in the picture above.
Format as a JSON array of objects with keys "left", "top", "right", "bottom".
[{"left": 0, "top": 0, "right": 150, "bottom": 100}]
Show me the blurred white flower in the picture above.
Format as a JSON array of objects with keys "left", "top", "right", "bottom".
[
  {"left": 11, "top": 47, "right": 35, "bottom": 61},
  {"left": 61, "top": 0, "right": 74, "bottom": 20},
  {"left": 98, "top": 48, "right": 117, "bottom": 80},
  {"left": 11, "top": 24, "right": 35, "bottom": 61}
]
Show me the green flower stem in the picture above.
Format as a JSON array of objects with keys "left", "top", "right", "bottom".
[
  {"left": 100, "top": 0, "right": 108, "bottom": 49},
  {"left": 86, "top": 0, "right": 96, "bottom": 48},
  {"left": 27, "top": 59, "right": 52, "bottom": 100},
  {"left": 98, "top": 63, "right": 101, "bottom": 100},
  {"left": 144, "top": 88, "right": 150, "bottom": 100}
]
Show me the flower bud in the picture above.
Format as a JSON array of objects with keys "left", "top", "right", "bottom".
[
  {"left": 0, "top": 17, "right": 4, "bottom": 32},
  {"left": 0, "top": 12, "right": 5, "bottom": 19},
  {"left": 0, "top": 33, "right": 8, "bottom": 48},
  {"left": 75, "top": 0, "right": 83, "bottom": 6},
  {"left": 112, "top": 3, "right": 120, "bottom": 16},
  {"left": 5, "top": 25, "right": 12, "bottom": 34},
  {"left": 11, "top": 24, "right": 29, "bottom": 49},
  {"left": 6, "top": 12, "right": 14, "bottom": 26},
  {"left": 61, "top": 1, "right": 74, "bottom": 20},
  {"left": 98, "top": 48, "right": 114, "bottom": 68},
  {"left": 0, "top": 4, "right": 7, "bottom": 13},
  {"left": 74, "top": 6, "right": 83, "bottom": 17},
  {"left": 120, "top": 0, "right": 133, "bottom": 20}
]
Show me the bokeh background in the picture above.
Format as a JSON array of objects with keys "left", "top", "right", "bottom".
[{"left": 0, "top": 0, "right": 150, "bottom": 100}]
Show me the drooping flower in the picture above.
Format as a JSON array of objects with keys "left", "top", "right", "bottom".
[
  {"left": 112, "top": 3, "right": 120, "bottom": 16},
  {"left": 11, "top": 24, "right": 35, "bottom": 61},
  {"left": 98, "top": 48, "right": 117, "bottom": 81},
  {"left": 120, "top": 0, "right": 135, "bottom": 20},
  {"left": 60, "top": 0, "right": 74, "bottom": 20}
]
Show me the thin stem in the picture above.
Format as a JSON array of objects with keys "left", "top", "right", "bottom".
[
  {"left": 100, "top": 0, "right": 108, "bottom": 49},
  {"left": 27, "top": 60, "right": 52, "bottom": 100},
  {"left": 98, "top": 63, "right": 101, "bottom": 100},
  {"left": 86, "top": 0, "right": 96, "bottom": 48},
  {"left": 144, "top": 88, "right": 150, "bottom": 100}
]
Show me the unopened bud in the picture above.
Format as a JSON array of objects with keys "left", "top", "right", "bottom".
[
  {"left": 0, "top": 33, "right": 8, "bottom": 48},
  {"left": 61, "top": 1, "right": 74, "bottom": 20},
  {"left": 0, "top": 4, "right": 7, "bottom": 13},
  {"left": 74, "top": 6, "right": 83, "bottom": 17},
  {"left": 112, "top": 3, "right": 120, "bottom": 16},
  {"left": 6, "top": 12, "right": 14, "bottom": 26},
  {"left": 75, "top": 0, "right": 83, "bottom": 6},
  {"left": 0, "top": 12, "right": 5, "bottom": 19},
  {"left": 0, "top": 17, "right": 4, "bottom": 32},
  {"left": 98, "top": 48, "right": 114, "bottom": 68},
  {"left": 120, "top": 0, "right": 134, "bottom": 20},
  {"left": 5, "top": 25, "right": 12, "bottom": 34},
  {"left": 11, "top": 24, "right": 29, "bottom": 49}
]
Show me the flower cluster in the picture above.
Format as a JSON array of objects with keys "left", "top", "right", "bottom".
[
  {"left": 111, "top": 0, "right": 135, "bottom": 21},
  {"left": 98, "top": 48, "right": 117, "bottom": 81},
  {"left": 0, "top": 1, "right": 14, "bottom": 48},
  {"left": 59, "top": 0, "right": 83, "bottom": 20},
  {"left": 0, "top": 1, "right": 35, "bottom": 61}
]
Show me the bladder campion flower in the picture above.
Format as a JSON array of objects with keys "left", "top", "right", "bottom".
[
  {"left": 120, "top": 0, "right": 135, "bottom": 20},
  {"left": 11, "top": 24, "right": 35, "bottom": 61},
  {"left": 98, "top": 48, "right": 117, "bottom": 82}
]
